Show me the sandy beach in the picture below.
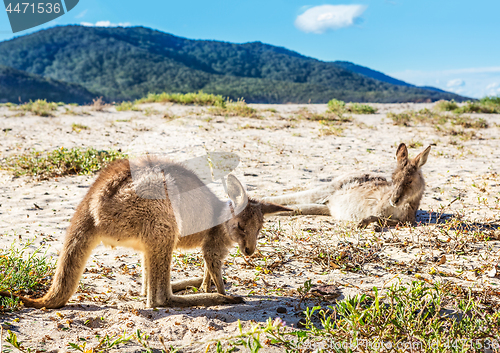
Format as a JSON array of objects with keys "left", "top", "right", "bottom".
[{"left": 0, "top": 101, "right": 499, "bottom": 352}]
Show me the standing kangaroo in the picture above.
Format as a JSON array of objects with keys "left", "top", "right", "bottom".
[
  {"left": 0, "top": 157, "right": 290, "bottom": 308},
  {"left": 264, "top": 143, "right": 431, "bottom": 228}
]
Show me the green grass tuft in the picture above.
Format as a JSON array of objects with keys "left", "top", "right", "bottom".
[
  {"left": 1, "top": 147, "right": 127, "bottom": 179},
  {"left": 136, "top": 91, "right": 226, "bottom": 106},
  {"left": 435, "top": 99, "right": 459, "bottom": 112},
  {"left": 388, "top": 109, "right": 487, "bottom": 132},
  {"left": 348, "top": 102, "right": 377, "bottom": 114},
  {"left": 207, "top": 99, "right": 260, "bottom": 118},
  {"left": 327, "top": 99, "right": 347, "bottom": 114},
  {"left": 444, "top": 97, "right": 500, "bottom": 114},
  {"left": 481, "top": 95, "right": 500, "bottom": 107},
  {"left": 327, "top": 99, "right": 377, "bottom": 115},
  {"left": 0, "top": 241, "right": 55, "bottom": 311},
  {"left": 213, "top": 281, "right": 500, "bottom": 352},
  {"left": 115, "top": 101, "right": 141, "bottom": 111},
  {"left": 12, "top": 99, "right": 59, "bottom": 117},
  {"left": 71, "top": 123, "right": 89, "bottom": 132}
]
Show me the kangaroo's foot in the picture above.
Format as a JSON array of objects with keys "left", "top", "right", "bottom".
[
  {"left": 171, "top": 277, "right": 204, "bottom": 293},
  {"left": 164, "top": 293, "right": 244, "bottom": 307},
  {"left": 358, "top": 216, "right": 401, "bottom": 229}
]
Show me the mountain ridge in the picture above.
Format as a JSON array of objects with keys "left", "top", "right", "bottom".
[
  {"left": 0, "top": 25, "right": 468, "bottom": 103},
  {"left": 0, "top": 64, "right": 94, "bottom": 104}
]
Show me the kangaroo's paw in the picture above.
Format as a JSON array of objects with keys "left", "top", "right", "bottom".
[
  {"left": 358, "top": 220, "right": 369, "bottom": 229},
  {"left": 359, "top": 216, "right": 402, "bottom": 229},
  {"left": 358, "top": 216, "right": 378, "bottom": 228}
]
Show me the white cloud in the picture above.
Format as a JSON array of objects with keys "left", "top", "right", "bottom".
[
  {"left": 390, "top": 67, "right": 500, "bottom": 98},
  {"left": 447, "top": 79, "right": 465, "bottom": 88},
  {"left": 486, "top": 83, "right": 500, "bottom": 96},
  {"left": 81, "top": 21, "right": 131, "bottom": 27},
  {"left": 295, "top": 5, "right": 367, "bottom": 34},
  {"left": 75, "top": 9, "right": 88, "bottom": 19}
]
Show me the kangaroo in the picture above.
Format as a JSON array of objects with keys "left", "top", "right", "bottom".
[
  {"left": 0, "top": 157, "right": 290, "bottom": 309},
  {"left": 264, "top": 143, "right": 431, "bottom": 228}
]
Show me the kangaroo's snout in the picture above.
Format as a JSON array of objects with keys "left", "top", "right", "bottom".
[
  {"left": 390, "top": 197, "right": 402, "bottom": 208},
  {"left": 241, "top": 244, "right": 255, "bottom": 256},
  {"left": 390, "top": 187, "right": 404, "bottom": 207}
]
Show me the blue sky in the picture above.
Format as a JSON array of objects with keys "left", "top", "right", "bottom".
[{"left": 1, "top": 0, "right": 499, "bottom": 98}]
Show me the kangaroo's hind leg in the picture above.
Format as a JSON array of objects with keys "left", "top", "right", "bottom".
[
  {"left": 142, "top": 226, "right": 241, "bottom": 307},
  {"left": 143, "top": 251, "right": 202, "bottom": 295},
  {"left": 283, "top": 204, "right": 330, "bottom": 216},
  {"left": 145, "top": 245, "right": 241, "bottom": 307},
  {"left": 143, "top": 240, "right": 175, "bottom": 307}
]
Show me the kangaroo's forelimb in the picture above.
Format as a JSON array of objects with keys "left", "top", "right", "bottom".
[{"left": 357, "top": 216, "right": 403, "bottom": 229}]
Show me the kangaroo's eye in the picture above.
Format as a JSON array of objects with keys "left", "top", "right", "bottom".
[{"left": 237, "top": 223, "right": 245, "bottom": 231}]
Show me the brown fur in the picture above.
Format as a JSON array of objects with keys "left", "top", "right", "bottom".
[
  {"left": 265, "top": 143, "right": 431, "bottom": 228},
  {"left": 0, "top": 157, "right": 290, "bottom": 308}
]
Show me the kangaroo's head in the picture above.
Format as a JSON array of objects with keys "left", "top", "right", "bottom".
[
  {"left": 226, "top": 174, "right": 291, "bottom": 256},
  {"left": 390, "top": 143, "right": 431, "bottom": 208}
]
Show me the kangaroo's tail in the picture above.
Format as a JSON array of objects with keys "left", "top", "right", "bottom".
[{"left": 0, "top": 210, "right": 99, "bottom": 309}]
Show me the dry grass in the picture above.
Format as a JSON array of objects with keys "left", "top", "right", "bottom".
[
  {"left": 388, "top": 109, "right": 489, "bottom": 139},
  {"left": 207, "top": 99, "right": 260, "bottom": 118},
  {"left": 71, "top": 123, "right": 89, "bottom": 133},
  {"left": 434, "top": 98, "right": 500, "bottom": 114},
  {"left": 115, "top": 101, "right": 141, "bottom": 111},
  {"left": 9, "top": 100, "right": 59, "bottom": 117},
  {"left": 90, "top": 97, "right": 108, "bottom": 111},
  {"left": 318, "top": 124, "right": 345, "bottom": 137},
  {"left": 293, "top": 107, "right": 353, "bottom": 123},
  {"left": 328, "top": 99, "right": 377, "bottom": 115}
]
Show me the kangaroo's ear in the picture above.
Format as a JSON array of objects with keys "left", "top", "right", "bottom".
[
  {"left": 396, "top": 143, "right": 408, "bottom": 163},
  {"left": 227, "top": 174, "right": 248, "bottom": 211},
  {"left": 413, "top": 145, "right": 431, "bottom": 168},
  {"left": 260, "top": 202, "right": 293, "bottom": 215}
]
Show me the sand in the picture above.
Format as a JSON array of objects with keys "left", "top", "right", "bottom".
[{"left": 0, "top": 102, "right": 499, "bottom": 352}]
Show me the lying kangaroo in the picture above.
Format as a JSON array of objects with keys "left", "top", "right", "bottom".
[
  {"left": 0, "top": 157, "right": 290, "bottom": 308},
  {"left": 264, "top": 143, "right": 431, "bottom": 228}
]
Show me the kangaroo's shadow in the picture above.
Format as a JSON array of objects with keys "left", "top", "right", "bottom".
[
  {"left": 416, "top": 210, "right": 454, "bottom": 225},
  {"left": 17, "top": 294, "right": 303, "bottom": 326},
  {"left": 140, "top": 294, "right": 302, "bottom": 325},
  {"left": 416, "top": 210, "right": 499, "bottom": 232}
]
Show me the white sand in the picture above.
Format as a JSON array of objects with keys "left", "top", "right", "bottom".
[{"left": 0, "top": 102, "right": 499, "bottom": 352}]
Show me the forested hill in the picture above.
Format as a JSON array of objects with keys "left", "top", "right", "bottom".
[
  {"left": 0, "top": 65, "right": 93, "bottom": 104},
  {"left": 0, "top": 25, "right": 467, "bottom": 103}
]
